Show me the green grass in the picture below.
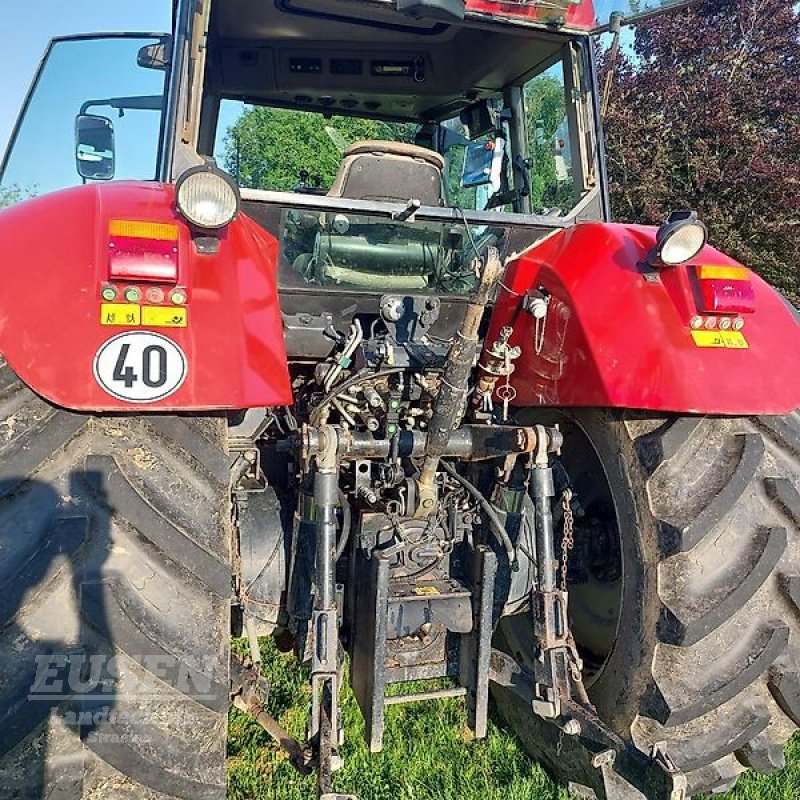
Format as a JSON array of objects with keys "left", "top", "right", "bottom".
[{"left": 227, "top": 638, "right": 800, "bottom": 800}]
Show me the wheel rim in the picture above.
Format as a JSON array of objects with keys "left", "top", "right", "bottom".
[{"left": 497, "top": 414, "right": 624, "bottom": 688}]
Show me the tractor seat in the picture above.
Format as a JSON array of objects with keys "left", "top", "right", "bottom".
[{"left": 327, "top": 140, "right": 445, "bottom": 206}]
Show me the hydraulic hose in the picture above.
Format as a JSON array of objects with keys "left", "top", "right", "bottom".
[
  {"left": 440, "top": 460, "right": 516, "bottom": 569},
  {"left": 309, "top": 367, "right": 406, "bottom": 427}
]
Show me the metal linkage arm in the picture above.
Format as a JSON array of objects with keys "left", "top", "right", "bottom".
[{"left": 310, "top": 425, "right": 345, "bottom": 799}]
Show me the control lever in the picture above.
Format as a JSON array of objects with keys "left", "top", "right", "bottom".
[
  {"left": 295, "top": 169, "right": 324, "bottom": 194},
  {"left": 392, "top": 198, "right": 421, "bottom": 222}
]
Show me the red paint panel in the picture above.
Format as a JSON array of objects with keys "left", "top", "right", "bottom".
[
  {"left": 0, "top": 182, "right": 292, "bottom": 411},
  {"left": 466, "top": 0, "right": 595, "bottom": 29},
  {"left": 486, "top": 222, "right": 800, "bottom": 415}
]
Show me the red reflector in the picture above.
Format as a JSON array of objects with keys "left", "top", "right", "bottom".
[
  {"left": 698, "top": 278, "right": 756, "bottom": 314},
  {"left": 108, "top": 236, "right": 178, "bottom": 283}
]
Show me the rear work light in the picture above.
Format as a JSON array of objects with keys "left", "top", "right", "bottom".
[
  {"left": 108, "top": 219, "right": 179, "bottom": 283},
  {"left": 175, "top": 165, "right": 240, "bottom": 230},
  {"left": 695, "top": 264, "right": 756, "bottom": 314},
  {"left": 649, "top": 210, "right": 707, "bottom": 267}
]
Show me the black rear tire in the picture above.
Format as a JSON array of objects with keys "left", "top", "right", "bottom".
[
  {"left": 0, "top": 361, "right": 231, "bottom": 799},
  {"left": 493, "top": 408, "right": 800, "bottom": 796}
]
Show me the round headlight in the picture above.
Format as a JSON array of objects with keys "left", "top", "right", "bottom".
[
  {"left": 175, "top": 166, "right": 240, "bottom": 229},
  {"left": 652, "top": 210, "right": 707, "bottom": 266}
]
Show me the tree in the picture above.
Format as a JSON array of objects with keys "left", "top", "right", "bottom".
[
  {"left": 602, "top": 0, "right": 800, "bottom": 302},
  {"left": 0, "top": 184, "right": 36, "bottom": 210},
  {"left": 524, "top": 73, "right": 573, "bottom": 212},
  {"left": 223, "top": 107, "right": 415, "bottom": 191}
]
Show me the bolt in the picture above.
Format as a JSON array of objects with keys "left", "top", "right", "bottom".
[
  {"left": 358, "top": 487, "right": 378, "bottom": 505},
  {"left": 363, "top": 386, "right": 383, "bottom": 409},
  {"left": 562, "top": 719, "right": 581, "bottom": 736},
  {"left": 422, "top": 498, "right": 434, "bottom": 509}
]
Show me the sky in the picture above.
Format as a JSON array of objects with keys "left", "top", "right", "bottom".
[{"left": 0, "top": 0, "right": 172, "bottom": 154}]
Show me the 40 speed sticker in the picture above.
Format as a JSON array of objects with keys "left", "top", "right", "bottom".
[{"left": 94, "top": 331, "right": 187, "bottom": 403}]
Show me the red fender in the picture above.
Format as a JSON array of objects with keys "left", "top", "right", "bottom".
[
  {"left": 486, "top": 222, "right": 800, "bottom": 416},
  {"left": 0, "top": 182, "right": 292, "bottom": 410}
]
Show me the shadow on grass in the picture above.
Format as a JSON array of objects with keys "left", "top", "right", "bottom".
[{"left": 227, "top": 637, "right": 800, "bottom": 800}]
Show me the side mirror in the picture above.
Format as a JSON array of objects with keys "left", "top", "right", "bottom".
[
  {"left": 137, "top": 40, "right": 170, "bottom": 71},
  {"left": 75, "top": 114, "right": 115, "bottom": 181}
]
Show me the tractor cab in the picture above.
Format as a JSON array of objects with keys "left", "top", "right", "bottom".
[{"left": 200, "top": 0, "right": 610, "bottom": 308}]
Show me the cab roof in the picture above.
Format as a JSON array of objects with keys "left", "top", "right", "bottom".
[{"left": 206, "top": 0, "right": 569, "bottom": 121}]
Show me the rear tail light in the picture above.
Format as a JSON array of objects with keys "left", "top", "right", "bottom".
[
  {"left": 695, "top": 265, "right": 756, "bottom": 314},
  {"left": 108, "top": 220, "right": 179, "bottom": 283}
]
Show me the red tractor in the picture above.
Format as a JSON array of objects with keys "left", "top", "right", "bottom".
[{"left": 0, "top": 0, "right": 798, "bottom": 797}]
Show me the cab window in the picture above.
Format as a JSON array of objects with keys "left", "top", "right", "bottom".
[
  {"left": 0, "top": 36, "right": 168, "bottom": 205},
  {"left": 522, "top": 60, "right": 579, "bottom": 215}
]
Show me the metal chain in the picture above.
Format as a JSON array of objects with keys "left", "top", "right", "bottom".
[
  {"left": 560, "top": 488, "right": 575, "bottom": 592},
  {"left": 532, "top": 295, "right": 550, "bottom": 355},
  {"left": 559, "top": 488, "right": 590, "bottom": 701}
]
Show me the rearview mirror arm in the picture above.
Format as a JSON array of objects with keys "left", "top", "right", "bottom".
[{"left": 80, "top": 94, "right": 164, "bottom": 117}]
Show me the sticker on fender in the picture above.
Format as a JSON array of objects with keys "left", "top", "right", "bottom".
[
  {"left": 101, "top": 303, "right": 187, "bottom": 328},
  {"left": 94, "top": 331, "right": 187, "bottom": 402},
  {"left": 691, "top": 330, "right": 749, "bottom": 349},
  {"left": 142, "top": 306, "right": 187, "bottom": 328},
  {"left": 100, "top": 303, "right": 141, "bottom": 326}
]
